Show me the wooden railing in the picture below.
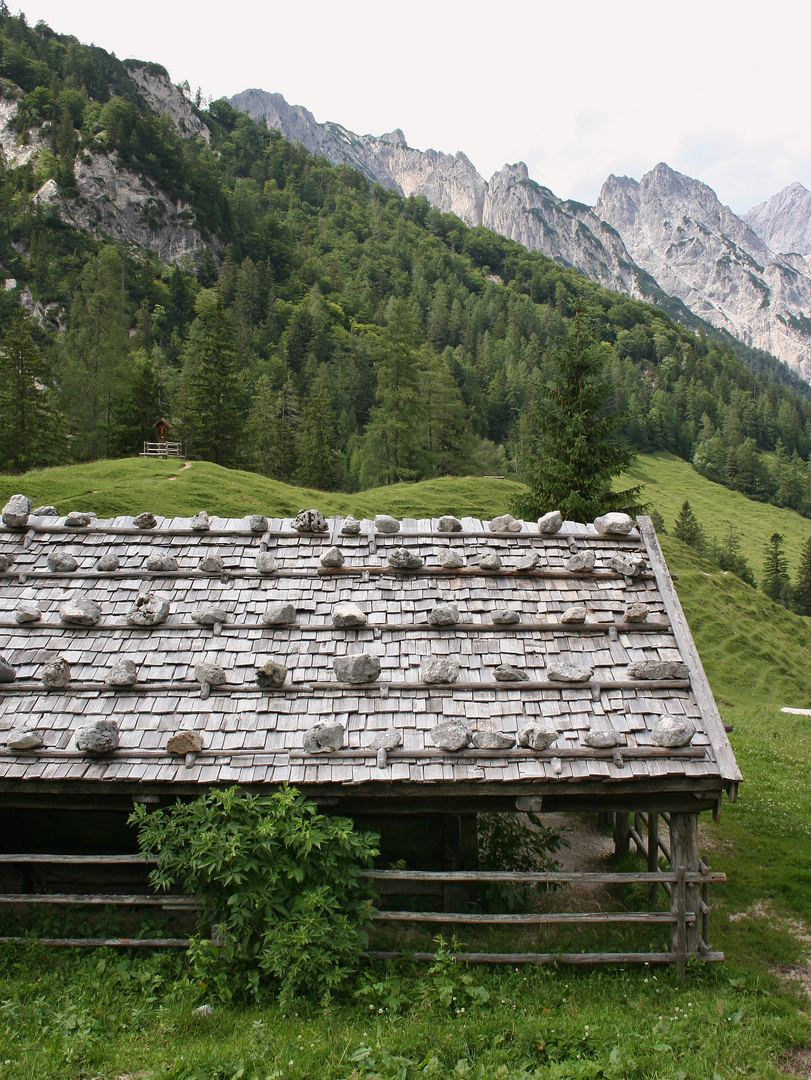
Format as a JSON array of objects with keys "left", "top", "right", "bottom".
[
  {"left": 0, "top": 815, "right": 724, "bottom": 974},
  {"left": 140, "top": 441, "right": 183, "bottom": 458}
]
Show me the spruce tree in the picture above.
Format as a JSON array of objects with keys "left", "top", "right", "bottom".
[
  {"left": 515, "top": 305, "right": 642, "bottom": 521},
  {"left": 793, "top": 537, "right": 811, "bottom": 616},
  {"left": 761, "top": 532, "right": 791, "bottom": 606},
  {"left": 673, "top": 500, "right": 705, "bottom": 550}
]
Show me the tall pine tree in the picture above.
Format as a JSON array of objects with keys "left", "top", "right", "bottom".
[
  {"left": 515, "top": 305, "right": 642, "bottom": 521},
  {"left": 761, "top": 532, "right": 791, "bottom": 606},
  {"left": 793, "top": 536, "right": 811, "bottom": 616}
]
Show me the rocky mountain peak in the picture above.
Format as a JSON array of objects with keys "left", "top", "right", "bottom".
[{"left": 745, "top": 182, "right": 811, "bottom": 255}]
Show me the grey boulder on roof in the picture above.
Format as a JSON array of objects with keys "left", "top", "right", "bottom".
[
  {"left": 294, "top": 508, "right": 328, "bottom": 533},
  {"left": 2, "top": 494, "right": 30, "bottom": 528}
]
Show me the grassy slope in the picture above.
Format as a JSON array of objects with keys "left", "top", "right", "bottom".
[{"left": 623, "top": 450, "right": 811, "bottom": 574}]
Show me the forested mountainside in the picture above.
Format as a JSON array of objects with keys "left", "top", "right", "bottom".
[{"left": 2, "top": 12, "right": 811, "bottom": 514}]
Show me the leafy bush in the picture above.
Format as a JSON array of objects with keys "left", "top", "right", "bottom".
[
  {"left": 130, "top": 785, "right": 379, "bottom": 1005},
  {"left": 476, "top": 812, "right": 564, "bottom": 911}
]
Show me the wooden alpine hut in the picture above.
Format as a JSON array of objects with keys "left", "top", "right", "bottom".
[{"left": 0, "top": 499, "right": 740, "bottom": 969}]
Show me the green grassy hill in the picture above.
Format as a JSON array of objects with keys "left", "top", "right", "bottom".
[{"left": 2, "top": 449, "right": 809, "bottom": 573}]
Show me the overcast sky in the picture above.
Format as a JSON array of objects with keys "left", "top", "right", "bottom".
[{"left": 14, "top": 0, "right": 811, "bottom": 214}]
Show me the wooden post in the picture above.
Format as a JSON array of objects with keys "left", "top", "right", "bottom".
[
  {"left": 443, "top": 814, "right": 473, "bottom": 912},
  {"left": 613, "top": 812, "right": 630, "bottom": 859},
  {"left": 648, "top": 812, "right": 659, "bottom": 909},
  {"left": 669, "top": 812, "right": 700, "bottom": 971}
]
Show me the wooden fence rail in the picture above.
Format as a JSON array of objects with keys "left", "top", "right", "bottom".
[{"left": 0, "top": 812, "right": 724, "bottom": 972}]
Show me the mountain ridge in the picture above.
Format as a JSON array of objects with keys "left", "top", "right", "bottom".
[{"left": 229, "top": 89, "right": 811, "bottom": 383}]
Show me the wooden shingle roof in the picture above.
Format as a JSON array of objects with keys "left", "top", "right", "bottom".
[{"left": 0, "top": 512, "right": 741, "bottom": 802}]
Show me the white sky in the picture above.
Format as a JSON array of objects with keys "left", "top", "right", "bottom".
[{"left": 13, "top": 0, "right": 811, "bottom": 214}]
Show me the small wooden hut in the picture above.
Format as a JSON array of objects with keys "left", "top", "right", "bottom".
[{"left": 0, "top": 508, "right": 739, "bottom": 968}]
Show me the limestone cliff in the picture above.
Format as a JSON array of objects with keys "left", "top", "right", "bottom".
[
  {"left": 34, "top": 152, "right": 204, "bottom": 264},
  {"left": 126, "top": 63, "right": 210, "bottom": 141},
  {"left": 594, "top": 163, "right": 811, "bottom": 380},
  {"left": 744, "top": 182, "right": 811, "bottom": 256}
]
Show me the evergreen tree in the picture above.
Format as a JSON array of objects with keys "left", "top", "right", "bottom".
[
  {"left": 356, "top": 298, "right": 425, "bottom": 485},
  {"left": 673, "top": 500, "right": 705, "bottom": 550},
  {"left": 0, "top": 307, "right": 61, "bottom": 470},
  {"left": 61, "top": 245, "right": 130, "bottom": 460},
  {"left": 296, "top": 371, "right": 342, "bottom": 490},
  {"left": 711, "top": 524, "right": 755, "bottom": 586},
  {"left": 761, "top": 532, "right": 791, "bottom": 606},
  {"left": 793, "top": 536, "right": 811, "bottom": 617},
  {"left": 515, "top": 306, "right": 642, "bottom": 521},
  {"left": 178, "top": 288, "right": 241, "bottom": 465}
]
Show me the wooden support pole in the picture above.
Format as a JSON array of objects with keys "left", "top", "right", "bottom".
[
  {"left": 669, "top": 812, "right": 700, "bottom": 972},
  {"left": 648, "top": 812, "right": 660, "bottom": 909},
  {"left": 613, "top": 812, "right": 630, "bottom": 859}
]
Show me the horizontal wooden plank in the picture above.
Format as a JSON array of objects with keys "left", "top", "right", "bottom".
[
  {"left": 0, "top": 893, "right": 196, "bottom": 907},
  {"left": 373, "top": 910, "right": 689, "bottom": 925},
  {"left": 0, "top": 936, "right": 190, "bottom": 947},
  {"left": 0, "top": 854, "right": 156, "bottom": 864},
  {"left": 361, "top": 869, "right": 726, "bottom": 884}
]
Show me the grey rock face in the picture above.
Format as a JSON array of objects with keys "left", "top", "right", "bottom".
[
  {"left": 32, "top": 505, "right": 58, "bottom": 516},
  {"left": 375, "top": 514, "right": 400, "bottom": 534},
  {"left": 75, "top": 719, "right": 119, "bottom": 755},
  {"left": 192, "top": 602, "right": 227, "bottom": 626},
  {"left": 623, "top": 602, "right": 648, "bottom": 623},
  {"left": 0, "top": 654, "right": 14, "bottom": 682},
  {"left": 47, "top": 551, "right": 78, "bottom": 573},
  {"left": 565, "top": 551, "right": 595, "bottom": 574},
  {"left": 194, "top": 662, "right": 226, "bottom": 686},
  {"left": 191, "top": 511, "right": 210, "bottom": 531},
  {"left": 42, "top": 657, "right": 70, "bottom": 687},
  {"left": 59, "top": 597, "right": 101, "bottom": 626},
  {"left": 333, "top": 653, "right": 380, "bottom": 683},
  {"left": 96, "top": 552, "right": 120, "bottom": 572},
  {"left": 651, "top": 716, "right": 696, "bottom": 747},
  {"left": 437, "top": 515, "right": 462, "bottom": 532},
  {"left": 256, "top": 551, "right": 277, "bottom": 575},
  {"left": 198, "top": 553, "right": 224, "bottom": 574},
  {"left": 479, "top": 552, "right": 502, "bottom": 572},
  {"left": 255, "top": 658, "right": 287, "bottom": 687},
  {"left": 429, "top": 602, "right": 459, "bottom": 626},
  {"left": 167, "top": 729, "right": 204, "bottom": 754},
  {"left": 332, "top": 601, "right": 367, "bottom": 628},
  {"left": 133, "top": 512, "right": 157, "bottom": 529},
  {"left": 262, "top": 602, "right": 296, "bottom": 626},
  {"left": 594, "top": 512, "right": 634, "bottom": 535},
  {"left": 64, "top": 512, "right": 92, "bottom": 528},
  {"left": 249, "top": 514, "right": 268, "bottom": 533},
  {"left": 627, "top": 660, "right": 689, "bottom": 680},
  {"left": 146, "top": 551, "right": 178, "bottom": 572},
  {"left": 127, "top": 592, "right": 170, "bottom": 627},
  {"left": 320, "top": 546, "right": 345, "bottom": 568},
  {"left": 516, "top": 552, "right": 539, "bottom": 571},
  {"left": 388, "top": 547, "right": 423, "bottom": 570},
  {"left": 2, "top": 493, "right": 31, "bottom": 527},
  {"left": 106, "top": 658, "right": 138, "bottom": 686},
  {"left": 490, "top": 513, "right": 521, "bottom": 533},
  {"left": 420, "top": 656, "right": 460, "bottom": 684},
  {"left": 538, "top": 510, "right": 563, "bottom": 534},
  {"left": 430, "top": 719, "right": 472, "bottom": 751},
  {"left": 294, "top": 508, "right": 328, "bottom": 533},
  {"left": 103, "top": 657, "right": 137, "bottom": 689},
  {"left": 438, "top": 547, "right": 465, "bottom": 569},
  {"left": 584, "top": 729, "right": 624, "bottom": 749},
  {"left": 340, "top": 515, "right": 361, "bottom": 535},
  {"left": 518, "top": 722, "right": 559, "bottom": 750},
  {"left": 494, "top": 664, "right": 529, "bottom": 682},
  {"left": 547, "top": 660, "right": 593, "bottom": 682},
  {"left": 745, "top": 181, "right": 811, "bottom": 256},
  {"left": 611, "top": 553, "right": 645, "bottom": 577},
  {"left": 303, "top": 722, "right": 344, "bottom": 753},
  {"left": 492, "top": 608, "right": 520, "bottom": 625},
  {"left": 560, "top": 604, "right": 587, "bottom": 624},
  {"left": 369, "top": 728, "right": 403, "bottom": 751},
  {"left": 15, "top": 599, "right": 41, "bottom": 624},
  {"left": 472, "top": 730, "right": 515, "bottom": 749},
  {"left": 6, "top": 726, "right": 43, "bottom": 750}
]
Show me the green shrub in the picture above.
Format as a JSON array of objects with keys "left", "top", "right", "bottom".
[
  {"left": 476, "top": 812, "right": 564, "bottom": 911},
  {"left": 130, "top": 785, "right": 379, "bottom": 1005}
]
